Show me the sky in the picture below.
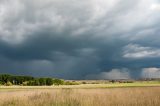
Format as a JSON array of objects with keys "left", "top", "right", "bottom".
[{"left": 0, "top": 0, "right": 160, "bottom": 79}]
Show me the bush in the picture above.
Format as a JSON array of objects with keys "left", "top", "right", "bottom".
[
  {"left": 0, "top": 81, "right": 3, "bottom": 85},
  {"left": 91, "top": 82, "right": 99, "bottom": 84},
  {"left": 53, "top": 79, "right": 64, "bottom": 85},
  {"left": 27, "top": 80, "right": 34, "bottom": 86},
  {"left": 64, "top": 81, "right": 79, "bottom": 85},
  {"left": 33, "top": 79, "right": 40, "bottom": 86},
  {"left": 22, "top": 81, "right": 28, "bottom": 86},
  {"left": 126, "top": 81, "right": 134, "bottom": 83},
  {"left": 46, "top": 78, "right": 54, "bottom": 86},
  {"left": 5, "top": 81, "right": 12, "bottom": 86},
  {"left": 39, "top": 78, "right": 46, "bottom": 86},
  {"left": 110, "top": 80, "right": 116, "bottom": 83},
  {"left": 82, "top": 81, "right": 87, "bottom": 84}
]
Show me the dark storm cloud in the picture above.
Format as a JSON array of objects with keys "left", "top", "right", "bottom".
[{"left": 0, "top": 0, "right": 160, "bottom": 79}]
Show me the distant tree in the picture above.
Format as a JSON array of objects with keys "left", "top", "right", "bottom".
[
  {"left": 0, "top": 74, "right": 11, "bottom": 83},
  {"left": 0, "top": 81, "right": 3, "bottom": 85},
  {"left": 22, "top": 81, "right": 28, "bottom": 86},
  {"left": 110, "top": 80, "right": 116, "bottom": 83},
  {"left": 82, "top": 81, "right": 87, "bottom": 84},
  {"left": 5, "top": 81, "right": 12, "bottom": 86},
  {"left": 12, "top": 76, "right": 34, "bottom": 85},
  {"left": 0, "top": 74, "right": 65, "bottom": 86},
  {"left": 39, "top": 78, "right": 46, "bottom": 86},
  {"left": 27, "top": 80, "right": 33, "bottom": 86},
  {"left": 33, "top": 79, "right": 40, "bottom": 86},
  {"left": 46, "top": 78, "right": 54, "bottom": 86},
  {"left": 53, "top": 79, "right": 64, "bottom": 85},
  {"left": 64, "top": 81, "right": 79, "bottom": 85}
]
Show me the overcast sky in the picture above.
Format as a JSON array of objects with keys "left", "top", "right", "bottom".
[{"left": 0, "top": 0, "right": 160, "bottom": 79}]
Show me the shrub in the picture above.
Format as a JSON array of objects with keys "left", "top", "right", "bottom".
[
  {"left": 5, "top": 81, "right": 12, "bottom": 86},
  {"left": 39, "top": 78, "right": 46, "bottom": 86},
  {"left": 0, "top": 81, "right": 3, "bottom": 85},
  {"left": 22, "top": 81, "right": 28, "bottom": 86},
  {"left": 53, "top": 79, "right": 64, "bottom": 85},
  {"left": 110, "top": 80, "right": 116, "bottom": 83},
  {"left": 82, "top": 81, "right": 87, "bottom": 84},
  {"left": 46, "top": 78, "right": 54, "bottom": 86},
  {"left": 27, "top": 80, "right": 34, "bottom": 86},
  {"left": 33, "top": 79, "right": 40, "bottom": 86},
  {"left": 64, "top": 81, "right": 79, "bottom": 85},
  {"left": 91, "top": 82, "right": 99, "bottom": 84},
  {"left": 126, "top": 81, "right": 134, "bottom": 83}
]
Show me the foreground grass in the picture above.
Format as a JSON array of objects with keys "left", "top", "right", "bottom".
[{"left": 0, "top": 87, "right": 159, "bottom": 106}]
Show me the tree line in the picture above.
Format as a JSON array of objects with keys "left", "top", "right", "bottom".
[{"left": 0, "top": 74, "right": 65, "bottom": 86}]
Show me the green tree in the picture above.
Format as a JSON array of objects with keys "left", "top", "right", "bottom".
[
  {"left": 33, "top": 79, "right": 40, "bottom": 86},
  {"left": 0, "top": 74, "right": 11, "bottom": 83},
  {"left": 0, "top": 81, "right": 3, "bottom": 85},
  {"left": 39, "top": 78, "right": 46, "bottom": 86},
  {"left": 53, "top": 79, "right": 64, "bottom": 85},
  {"left": 22, "top": 81, "right": 28, "bottom": 86},
  {"left": 5, "top": 81, "right": 12, "bottom": 86},
  {"left": 46, "top": 78, "right": 53, "bottom": 86},
  {"left": 27, "top": 80, "right": 34, "bottom": 86}
]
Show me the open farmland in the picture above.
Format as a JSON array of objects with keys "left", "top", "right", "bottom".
[
  {"left": 0, "top": 81, "right": 160, "bottom": 106},
  {"left": 0, "top": 80, "right": 160, "bottom": 89},
  {"left": 0, "top": 75, "right": 160, "bottom": 106},
  {"left": 0, "top": 87, "right": 160, "bottom": 106}
]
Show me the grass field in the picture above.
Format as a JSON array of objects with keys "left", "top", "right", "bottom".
[
  {"left": 0, "top": 81, "right": 160, "bottom": 89},
  {"left": 0, "top": 81, "right": 160, "bottom": 106}
]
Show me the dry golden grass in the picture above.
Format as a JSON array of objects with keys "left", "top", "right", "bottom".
[
  {"left": 0, "top": 87, "right": 159, "bottom": 106},
  {"left": 0, "top": 81, "right": 160, "bottom": 89}
]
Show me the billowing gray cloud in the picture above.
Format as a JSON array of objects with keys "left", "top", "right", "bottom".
[
  {"left": 123, "top": 44, "right": 160, "bottom": 59},
  {"left": 0, "top": 0, "right": 160, "bottom": 79}
]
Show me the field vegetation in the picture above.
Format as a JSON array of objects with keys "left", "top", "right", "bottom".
[
  {"left": 0, "top": 87, "right": 160, "bottom": 106},
  {"left": 0, "top": 74, "right": 160, "bottom": 106}
]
